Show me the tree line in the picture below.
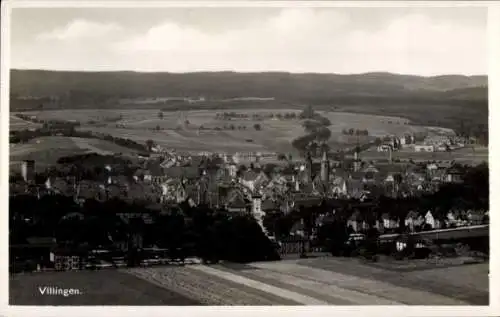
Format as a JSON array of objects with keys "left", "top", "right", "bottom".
[
  {"left": 342, "top": 128, "right": 369, "bottom": 136},
  {"left": 291, "top": 105, "right": 333, "bottom": 154},
  {"left": 214, "top": 112, "right": 299, "bottom": 120}
]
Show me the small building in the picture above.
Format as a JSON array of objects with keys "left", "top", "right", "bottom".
[
  {"left": 444, "top": 168, "right": 464, "bottom": 184},
  {"left": 278, "top": 236, "right": 311, "bottom": 257},
  {"left": 404, "top": 210, "right": 421, "bottom": 232},
  {"left": 377, "top": 144, "right": 392, "bottom": 152},
  {"left": 50, "top": 248, "right": 83, "bottom": 271},
  {"left": 227, "top": 194, "right": 250, "bottom": 215},
  {"left": 445, "top": 210, "right": 459, "bottom": 227},
  {"left": 414, "top": 145, "right": 434, "bottom": 152},
  {"left": 381, "top": 213, "right": 398, "bottom": 230},
  {"left": 467, "top": 210, "right": 484, "bottom": 226},
  {"left": 21, "top": 160, "right": 36, "bottom": 183},
  {"left": 347, "top": 210, "right": 363, "bottom": 232},
  {"left": 424, "top": 210, "right": 442, "bottom": 229}
]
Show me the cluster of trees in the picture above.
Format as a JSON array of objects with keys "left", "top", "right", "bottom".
[
  {"left": 10, "top": 128, "right": 61, "bottom": 143},
  {"left": 292, "top": 105, "right": 333, "bottom": 153},
  {"left": 214, "top": 112, "right": 299, "bottom": 121},
  {"left": 456, "top": 121, "right": 489, "bottom": 145},
  {"left": 277, "top": 153, "right": 293, "bottom": 161},
  {"left": 298, "top": 105, "right": 331, "bottom": 124},
  {"left": 214, "top": 124, "right": 247, "bottom": 131},
  {"left": 342, "top": 128, "right": 369, "bottom": 136},
  {"left": 292, "top": 127, "right": 331, "bottom": 154},
  {"left": 208, "top": 123, "right": 261, "bottom": 131},
  {"left": 102, "top": 115, "right": 123, "bottom": 123},
  {"left": 15, "top": 114, "right": 78, "bottom": 126}
]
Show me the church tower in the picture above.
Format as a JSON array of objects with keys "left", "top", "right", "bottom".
[
  {"left": 306, "top": 152, "right": 313, "bottom": 183},
  {"left": 320, "top": 150, "right": 329, "bottom": 183},
  {"left": 353, "top": 145, "right": 362, "bottom": 172}
]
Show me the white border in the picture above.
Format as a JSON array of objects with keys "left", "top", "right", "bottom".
[{"left": 1, "top": 1, "right": 498, "bottom": 316}]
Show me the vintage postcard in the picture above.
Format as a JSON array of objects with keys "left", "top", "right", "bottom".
[{"left": 1, "top": 1, "right": 497, "bottom": 316}]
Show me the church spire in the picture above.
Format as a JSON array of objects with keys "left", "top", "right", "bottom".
[
  {"left": 320, "top": 149, "right": 329, "bottom": 183},
  {"left": 306, "top": 151, "right": 313, "bottom": 183}
]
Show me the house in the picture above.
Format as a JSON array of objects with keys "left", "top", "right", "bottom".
[
  {"left": 226, "top": 191, "right": 250, "bottom": 215},
  {"left": 346, "top": 178, "right": 366, "bottom": 200},
  {"left": 290, "top": 219, "right": 306, "bottom": 237},
  {"left": 104, "top": 183, "right": 124, "bottom": 200},
  {"left": 467, "top": 210, "right": 484, "bottom": 225},
  {"left": 291, "top": 195, "right": 322, "bottom": 210},
  {"left": 278, "top": 236, "right": 311, "bottom": 257},
  {"left": 362, "top": 165, "right": 380, "bottom": 174},
  {"left": 404, "top": 210, "right": 421, "bottom": 232},
  {"left": 45, "top": 176, "right": 75, "bottom": 195},
  {"left": 76, "top": 180, "right": 102, "bottom": 201},
  {"left": 347, "top": 210, "right": 364, "bottom": 232},
  {"left": 424, "top": 210, "right": 442, "bottom": 229},
  {"left": 116, "top": 208, "right": 154, "bottom": 225},
  {"left": 381, "top": 213, "right": 398, "bottom": 230},
  {"left": 239, "top": 170, "right": 260, "bottom": 192},
  {"left": 445, "top": 210, "right": 459, "bottom": 227},
  {"left": 377, "top": 144, "right": 393, "bottom": 152},
  {"left": 50, "top": 248, "right": 84, "bottom": 271},
  {"left": 444, "top": 167, "right": 464, "bottom": 184},
  {"left": 414, "top": 145, "right": 434, "bottom": 152},
  {"left": 374, "top": 219, "right": 385, "bottom": 232},
  {"left": 330, "top": 177, "right": 347, "bottom": 197},
  {"left": 426, "top": 163, "right": 438, "bottom": 172},
  {"left": 253, "top": 171, "right": 271, "bottom": 190},
  {"left": 261, "top": 199, "right": 279, "bottom": 213}
]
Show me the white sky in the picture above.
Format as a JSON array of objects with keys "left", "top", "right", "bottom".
[{"left": 10, "top": 7, "right": 488, "bottom": 75}]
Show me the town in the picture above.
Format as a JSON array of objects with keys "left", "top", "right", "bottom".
[{"left": 9, "top": 107, "right": 489, "bottom": 273}]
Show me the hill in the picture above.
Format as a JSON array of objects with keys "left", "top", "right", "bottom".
[
  {"left": 9, "top": 70, "right": 488, "bottom": 132},
  {"left": 10, "top": 69, "right": 486, "bottom": 101}
]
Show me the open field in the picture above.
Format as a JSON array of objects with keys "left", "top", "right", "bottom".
[
  {"left": 9, "top": 270, "right": 199, "bottom": 305},
  {"left": 9, "top": 136, "right": 139, "bottom": 172},
  {"left": 17, "top": 109, "right": 454, "bottom": 154},
  {"left": 125, "top": 258, "right": 488, "bottom": 305},
  {"left": 10, "top": 114, "right": 42, "bottom": 131},
  {"left": 9, "top": 257, "right": 488, "bottom": 305},
  {"left": 318, "top": 111, "right": 442, "bottom": 137},
  {"left": 360, "top": 145, "right": 488, "bottom": 165}
]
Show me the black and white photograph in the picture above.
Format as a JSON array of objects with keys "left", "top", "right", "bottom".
[{"left": 2, "top": 0, "right": 495, "bottom": 311}]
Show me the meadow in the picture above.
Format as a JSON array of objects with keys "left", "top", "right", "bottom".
[
  {"left": 18, "top": 109, "right": 445, "bottom": 155},
  {"left": 9, "top": 136, "right": 139, "bottom": 171}
]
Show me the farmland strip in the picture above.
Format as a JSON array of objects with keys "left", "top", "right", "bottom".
[{"left": 190, "top": 265, "right": 329, "bottom": 305}]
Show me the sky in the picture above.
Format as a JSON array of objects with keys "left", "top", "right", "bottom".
[{"left": 10, "top": 7, "right": 488, "bottom": 76}]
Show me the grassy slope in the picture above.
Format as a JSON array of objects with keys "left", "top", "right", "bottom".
[
  {"left": 10, "top": 70, "right": 487, "bottom": 98},
  {"left": 9, "top": 136, "right": 139, "bottom": 172}
]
